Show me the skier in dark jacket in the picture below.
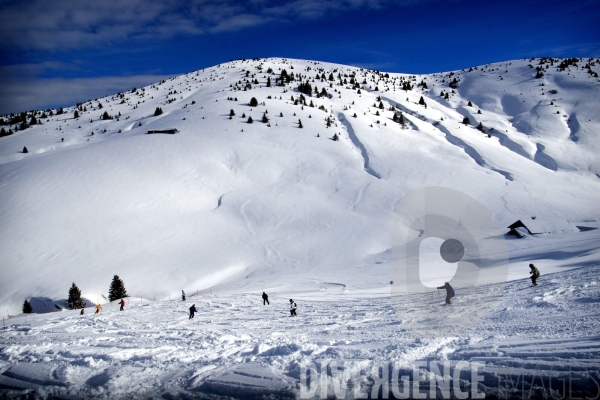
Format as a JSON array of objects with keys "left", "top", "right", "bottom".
[
  {"left": 189, "top": 304, "right": 198, "bottom": 319},
  {"left": 262, "top": 292, "right": 269, "bottom": 305},
  {"left": 289, "top": 299, "right": 297, "bottom": 316},
  {"left": 529, "top": 264, "right": 540, "bottom": 286},
  {"left": 437, "top": 282, "right": 455, "bottom": 305}
]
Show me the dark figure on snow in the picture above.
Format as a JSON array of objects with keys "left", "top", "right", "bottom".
[
  {"left": 80, "top": 308, "right": 84, "bottom": 315},
  {"left": 289, "top": 299, "right": 297, "bottom": 316},
  {"left": 529, "top": 264, "right": 540, "bottom": 286},
  {"left": 182, "top": 290, "right": 186, "bottom": 301},
  {"left": 262, "top": 292, "right": 269, "bottom": 305},
  {"left": 119, "top": 299, "right": 125, "bottom": 311},
  {"left": 189, "top": 304, "right": 198, "bottom": 320},
  {"left": 437, "top": 282, "right": 455, "bottom": 305}
]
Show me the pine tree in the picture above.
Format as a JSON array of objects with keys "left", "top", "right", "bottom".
[
  {"left": 467, "top": 101, "right": 473, "bottom": 107},
  {"left": 249, "top": 97, "right": 258, "bottom": 107},
  {"left": 230, "top": 109, "right": 235, "bottom": 117},
  {"left": 477, "top": 122, "right": 485, "bottom": 132},
  {"left": 267, "top": 77, "right": 271, "bottom": 87},
  {"left": 298, "top": 119, "right": 303, "bottom": 128},
  {"left": 262, "top": 112, "right": 269, "bottom": 123},
  {"left": 108, "top": 275, "right": 128, "bottom": 302},
  {"left": 74, "top": 110, "right": 79, "bottom": 119},
  {"left": 463, "top": 117, "right": 471, "bottom": 125},
  {"left": 102, "top": 111, "right": 111, "bottom": 120},
  {"left": 419, "top": 96, "right": 426, "bottom": 106},
  {"left": 22, "top": 299, "right": 33, "bottom": 314},
  {"left": 154, "top": 107, "right": 163, "bottom": 116},
  {"left": 247, "top": 116, "right": 253, "bottom": 123},
  {"left": 332, "top": 133, "right": 339, "bottom": 141},
  {"left": 399, "top": 113, "right": 407, "bottom": 129},
  {"left": 30, "top": 115, "right": 37, "bottom": 125},
  {"left": 67, "top": 283, "right": 86, "bottom": 309},
  {"left": 22, "top": 146, "right": 28, "bottom": 153}
]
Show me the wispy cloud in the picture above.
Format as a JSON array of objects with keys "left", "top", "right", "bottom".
[
  {"left": 0, "top": 0, "right": 420, "bottom": 51},
  {"left": 0, "top": 73, "right": 172, "bottom": 115}
]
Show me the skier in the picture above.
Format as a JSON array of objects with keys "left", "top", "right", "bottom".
[
  {"left": 289, "top": 299, "right": 297, "bottom": 316},
  {"left": 262, "top": 292, "right": 269, "bottom": 305},
  {"left": 80, "top": 308, "right": 84, "bottom": 315},
  {"left": 437, "top": 282, "right": 455, "bottom": 305},
  {"left": 189, "top": 304, "right": 198, "bottom": 320},
  {"left": 95, "top": 304, "right": 102, "bottom": 314},
  {"left": 119, "top": 298, "right": 125, "bottom": 311},
  {"left": 529, "top": 264, "right": 541, "bottom": 286},
  {"left": 182, "top": 290, "right": 186, "bottom": 301}
]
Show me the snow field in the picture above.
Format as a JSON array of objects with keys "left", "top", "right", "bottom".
[{"left": 0, "top": 265, "right": 598, "bottom": 398}]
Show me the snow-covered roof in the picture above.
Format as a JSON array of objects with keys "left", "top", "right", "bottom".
[{"left": 508, "top": 219, "right": 580, "bottom": 234}]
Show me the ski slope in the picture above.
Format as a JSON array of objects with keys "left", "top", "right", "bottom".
[
  {"left": 0, "top": 56, "right": 599, "bottom": 398},
  {"left": 0, "top": 266, "right": 598, "bottom": 398}
]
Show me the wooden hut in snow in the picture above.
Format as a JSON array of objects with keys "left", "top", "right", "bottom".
[{"left": 507, "top": 218, "right": 579, "bottom": 237}]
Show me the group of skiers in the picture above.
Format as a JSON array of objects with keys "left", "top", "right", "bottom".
[
  {"left": 187, "top": 291, "right": 298, "bottom": 319},
  {"left": 262, "top": 292, "right": 298, "bottom": 317},
  {"left": 435, "top": 263, "right": 541, "bottom": 305},
  {"left": 81, "top": 264, "right": 543, "bottom": 320},
  {"left": 79, "top": 299, "right": 125, "bottom": 315}
]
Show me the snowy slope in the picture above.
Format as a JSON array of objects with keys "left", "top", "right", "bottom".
[
  {"left": 0, "top": 266, "right": 598, "bottom": 398},
  {"left": 1, "top": 56, "right": 600, "bottom": 398},
  {"left": 1, "top": 57, "right": 600, "bottom": 313}
]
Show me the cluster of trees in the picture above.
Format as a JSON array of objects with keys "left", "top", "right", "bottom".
[
  {"left": 392, "top": 112, "right": 407, "bottom": 128},
  {"left": 154, "top": 107, "right": 164, "bottom": 116},
  {"left": 22, "top": 275, "right": 128, "bottom": 313}
]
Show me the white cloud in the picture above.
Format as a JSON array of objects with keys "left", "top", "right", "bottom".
[
  {"left": 0, "top": 0, "right": 420, "bottom": 51},
  {"left": 0, "top": 74, "right": 173, "bottom": 115}
]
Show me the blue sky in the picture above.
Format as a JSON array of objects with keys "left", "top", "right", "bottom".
[{"left": 1, "top": 0, "right": 598, "bottom": 115}]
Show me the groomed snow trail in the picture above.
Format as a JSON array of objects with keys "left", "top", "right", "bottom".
[{"left": 1, "top": 266, "right": 598, "bottom": 399}]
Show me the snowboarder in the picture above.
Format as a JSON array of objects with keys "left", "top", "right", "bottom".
[
  {"left": 119, "top": 299, "right": 125, "bottom": 311},
  {"left": 262, "top": 292, "right": 269, "bottom": 305},
  {"left": 95, "top": 304, "right": 102, "bottom": 314},
  {"left": 289, "top": 299, "right": 297, "bottom": 316},
  {"left": 437, "top": 282, "right": 455, "bottom": 305},
  {"left": 182, "top": 290, "right": 186, "bottom": 301},
  {"left": 529, "top": 264, "right": 541, "bottom": 286},
  {"left": 189, "top": 304, "right": 198, "bottom": 320}
]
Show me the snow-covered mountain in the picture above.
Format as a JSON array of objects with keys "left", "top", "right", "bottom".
[
  {"left": 1, "top": 56, "right": 600, "bottom": 399},
  {"left": 1, "top": 57, "right": 600, "bottom": 314}
]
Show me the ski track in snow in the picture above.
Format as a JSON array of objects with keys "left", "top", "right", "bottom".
[
  {"left": 1, "top": 266, "right": 599, "bottom": 399},
  {"left": 337, "top": 113, "right": 381, "bottom": 179}
]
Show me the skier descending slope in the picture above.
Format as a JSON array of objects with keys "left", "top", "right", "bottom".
[
  {"left": 262, "top": 292, "right": 269, "bottom": 305},
  {"left": 289, "top": 299, "right": 297, "bottom": 316},
  {"left": 529, "top": 264, "right": 541, "bottom": 286},
  {"left": 95, "top": 304, "right": 102, "bottom": 314},
  {"left": 437, "top": 282, "right": 455, "bottom": 305},
  {"left": 189, "top": 304, "right": 197, "bottom": 320}
]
